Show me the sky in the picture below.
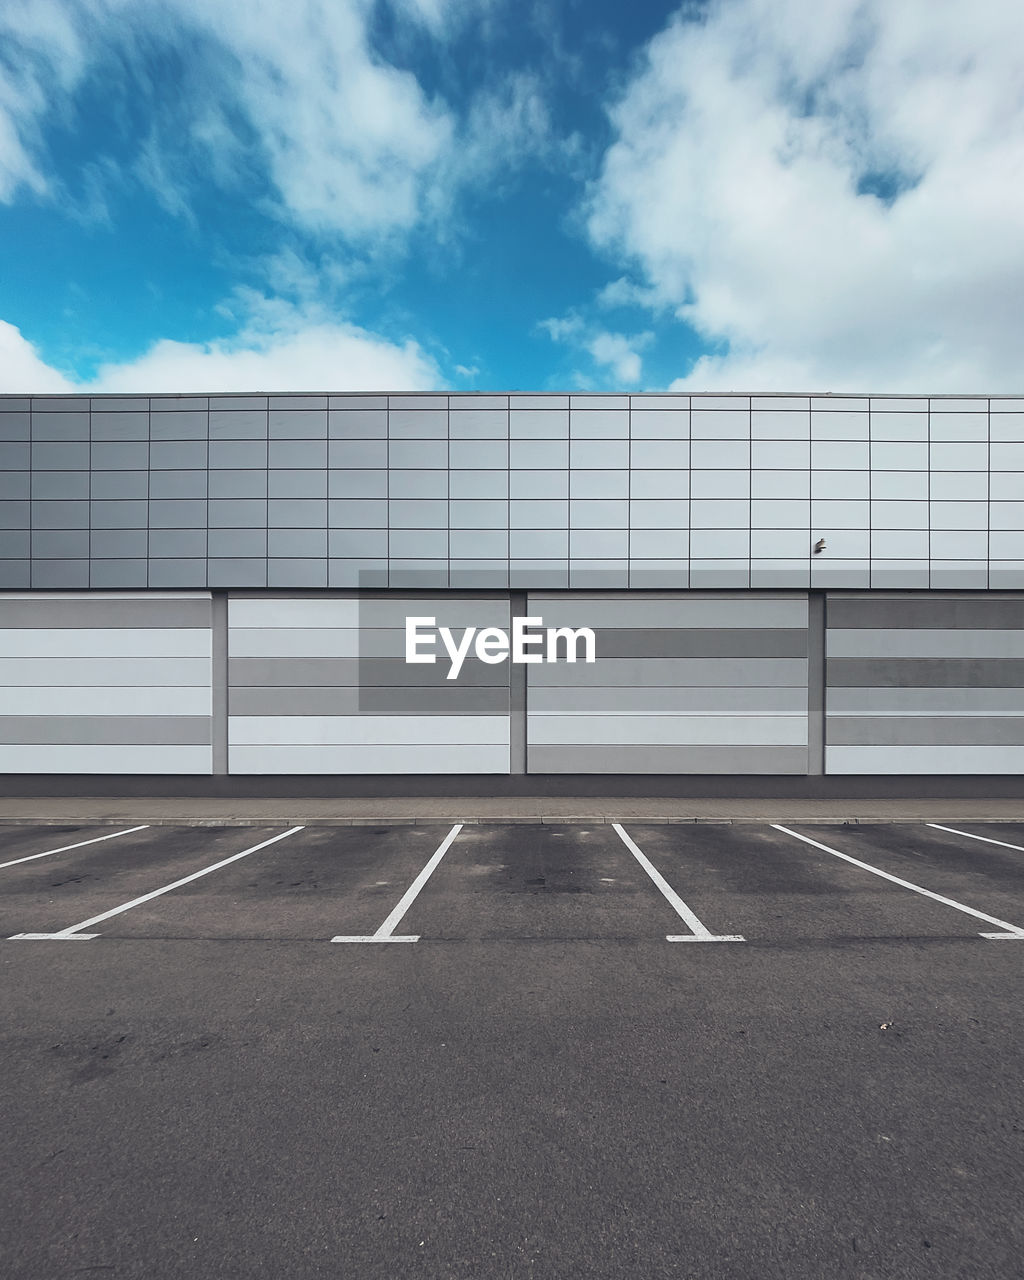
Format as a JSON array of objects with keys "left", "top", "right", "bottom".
[{"left": 1, "top": 0, "right": 1023, "bottom": 395}]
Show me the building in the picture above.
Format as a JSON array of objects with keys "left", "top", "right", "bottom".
[{"left": 1, "top": 391, "right": 1022, "bottom": 782}]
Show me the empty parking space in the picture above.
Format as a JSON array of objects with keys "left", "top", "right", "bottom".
[
  {"left": 1, "top": 825, "right": 294, "bottom": 938},
  {"left": 397, "top": 823, "right": 689, "bottom": 941},
  {"left": 105, "top": 824, "right": 458, "bottom": 941},
  {"left": 1, "top": 818, "right": 1022, "bottom": 945}
]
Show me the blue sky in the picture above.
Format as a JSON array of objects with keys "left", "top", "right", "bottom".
[{"left": 1, "top": 0, "right": 1022, "bottom": 394}]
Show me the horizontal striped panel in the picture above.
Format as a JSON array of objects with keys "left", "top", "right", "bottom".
[
  {"left": 526, "top": 596, "right": 808, "bottom": 629},
  {"left": 229, "top": 657, "right": 508, "bottom": 687},
  {"left": 0, "top": 596, "right": 211, "bottom": 627},
  {"left": 826, "top": 745, "right": 1024, "bottom": 774},
  {"left": 228, "top": 715, "right": 509, "bottom": 746},
  {"left": 826, "top": 687, "right": 1024, "bottom": 716},
  {"left": 0, "top": 716, "right": 211, "bottom": 745},
  {"left": 228, "top": 597, "right": 510, "bottom": 629},
  {"left": 828, "top": 658, "right": 1024, "bottom": 688},
  {"left": 0, "top": 628, "right": 211, "bottom": 658},
  {"left": 528, "top": 745, "right": 807, "bottom": 774},
  {"left": 530, "top": 658, "right": 809, "bottom": 687},
  {"left": 529, "top": 686, "right": 808, "bottom": 714},
  {"left": 827, "top": 629, "right": 1024, "bottom": 659},
  {"left": 0, "top": 744, "right": 212, "bottom": 773},
  {"left": 528, "top": 715, "right": 807, "bottom": 746},
  {"left": 229, "top": 744, "right": 510, "bottom": 774},
  {"left": 0, "top": 657, "right": 211, "bottom": 686},
  {"left": 0, "top": 686, "right": 212, "bottom": 716},
  {"left": 827, "top": 595, "right": 1024, "bottom": 629},
  {"left": 229, "top": 686, "right": 510, "bottom": 716}
]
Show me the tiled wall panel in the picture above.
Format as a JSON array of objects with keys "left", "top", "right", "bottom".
[
  {"left": 226, "top": 595, "right": 512, "bottom": 773},
  {"left": 525, "top": 593, "right": 809, "bottom": 773},
  {"left": 2, "top": 393, "right": 1023, "bottom": 590},
  {"left": 825, "top": 593, "right": 1024, "bottom": 773},
  {"left": 0, "top": 592, "right": 212, "bottom": 772}
]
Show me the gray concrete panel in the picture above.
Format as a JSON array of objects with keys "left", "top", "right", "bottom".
[
  {"left": 528, "top": 713, "right": 807, "bottom": 746},
  {"left": 528, "top": 685, "right": 808, "bottom": 714},
  {"left": 827, "top": 715, "right": 1024, "bottom": 746},
  {"left": 827, "top": 628, "right": 1024, "bottom": 658},
  {"left": 828, "top": 657, "right": 1024, "bottom": 688},
  {"left": 229, "top": 685, "right": 510, "bottom": 716},
  {"left": 527, "top": 744, "right": 808, "bottom": 773},
  {"left": 0, "top": 598, "right": 212, "bottom": 627},
  {"left": 593, "top": 627, "right": 808, "bottom": 658},
  {"left": 228, "top": 657, "right": 510, "bottom": 687},
  {"left": 0, "top": 715, "right": 212, "bottom": 744},
  {"left": 826, "top": 595, "right": 1024, "bottom": 629},
  {"left": 530, "top": 657, "right": 808, "bottom": 687},
  {"left": 825, "top": 686, "right": 1024, "bottom": 715}
]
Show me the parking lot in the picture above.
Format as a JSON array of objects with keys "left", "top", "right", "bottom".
[{"left": 2, "top": 816, "right": 1023, "bottom": 1277}]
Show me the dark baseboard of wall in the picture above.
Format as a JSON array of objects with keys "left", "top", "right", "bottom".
[{"left": 0, "top": 774, "right": 1021, "bottom": 798}]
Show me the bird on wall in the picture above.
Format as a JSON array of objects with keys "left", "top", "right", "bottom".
[{"left": 814, "top": 538, "right": 826, "bottom": 554}]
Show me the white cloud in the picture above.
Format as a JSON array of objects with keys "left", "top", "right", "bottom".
[
  {"left": 0, "top": 299, "right": 441, "bottom": 393},
  {"left": 586, "top": 0, "right": 1024, "bottom": 391},
  {"left": 539, "top": 311, "right": 652, "bottom": 386},
  {"left": 0, "top": 320, "right": 77, "bottom": 391}
]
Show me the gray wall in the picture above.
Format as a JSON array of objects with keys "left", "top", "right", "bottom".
[
  {"left": 0, "top": 592, "right": 212, "bottom": 773},
  {"left": 1, "top": 588, "right": 1021, "bottom": 775},
  {"left": 825, "top": 592, "right": 1024, "bottom": 774},
  {"left": 3, "top": 392, "right": 1024, "bottom": 593},
  {"left": 526, "top": 593, "right": 809, "bottom": 773}
]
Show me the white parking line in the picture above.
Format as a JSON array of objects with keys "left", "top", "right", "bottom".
[
  {"left": 927, "top": 824, "right": 1024, "bottom": 854},
  {"left": 9, "top": 827, "right": 305, "bottom": 941},
  {"left": 332, "top": 823, "right": 463, "bottom": 943},
  {"left": 772, "top": 825, "right": 1024, "bottom": 940},
  {"left": 612, "top": 824, "right": 744, "bottom": 943},
  {"left": 0, "top": 825, "right": 150, "bottom": 870}
]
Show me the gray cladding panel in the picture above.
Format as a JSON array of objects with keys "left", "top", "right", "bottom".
[
  {"left": 229, "top": 657, "right": 510, "bottom": 687},
  {"left": 229, "top": 685, "right": 510, "bottom": 716},
  {"left": 827, "top": 595, "right": 1024, "bottom": 629},
  {"left": 0, "top": 715, "right": 211, "bottom": 745},
  {"left": 529, "top": 686, "right": 808, "bottom": 714},
  {"left": 530, "top": 658, "right": 808, "bottom": 687},
  {"left": 528, "top": 745, "right": 808, "bottom": 774},
  {"left": 827, "top": 657, "right": 1024, "bottom": 688},
  {"left": 594, "top": 627, "right": 808, "bottom": 658},
  {"left": 0, "top": 597, "right": 212, "bottom": 627},
  {"left": 827, "top": 716, "right": 1024, "bottom": 746}
]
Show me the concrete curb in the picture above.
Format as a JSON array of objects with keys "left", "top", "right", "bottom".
[{"left": 0, "top": 815, "right": 1021, "bottom": 827}]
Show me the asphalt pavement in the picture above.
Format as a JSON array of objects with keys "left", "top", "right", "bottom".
[{"left": 1, "top": 817, "right": 1022, "bottom": 1279}]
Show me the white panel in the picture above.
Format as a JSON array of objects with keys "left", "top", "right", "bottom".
[
  {"left": 0, "top": 686, "right": 212, "bottom": 715},
  {"left": 0, "top": 628, "right": 212, "bottom": 658},
  {"left": 0, "top": 657, "right": 211, "bottom": 685},
  {"left": 228, "top": 715, "right": 510, "bottom": 746},
  {"left": 229, "top": 744, "right": 509, "bottom": 774},
  {"left": 827, "top": 629, "right": 1024, "bottom": 658},
  {"left": 826, "top": 745, "right": 1024, "bottom": 774},
  {"left": 0, "top": 745, "right": 212, "bottom": 773},
  {"left": 528, "top": 715, "right": 807, "bottom": 746}
]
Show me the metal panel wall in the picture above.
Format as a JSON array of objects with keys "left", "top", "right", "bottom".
[
  {"left": 227, "top": 595, "right": 512, "bottom": 773},
  {"left": 526, "top": 593, "right": 810, "bottom": 773},
  {"left": 825, "top": 593, "right": 1024, "bottom": 773},
  {"left": 4, "top": 392, "right": 1024, "bottom": 593},
  {"left": 0, "top": 591, "right": 213, "bottom": 772}
]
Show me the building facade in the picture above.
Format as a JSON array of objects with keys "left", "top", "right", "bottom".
[{"left": 1, "top": 391, "right": 1023, "bottom": 776}]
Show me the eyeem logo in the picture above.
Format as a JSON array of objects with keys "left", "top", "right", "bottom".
[{"left": 405, "top": 616, "right": 596, "bottom": 680}]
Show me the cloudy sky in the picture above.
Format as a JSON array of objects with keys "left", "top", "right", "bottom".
[{"left": 1, "top": 0, "right": 1022, "bottom": 394}]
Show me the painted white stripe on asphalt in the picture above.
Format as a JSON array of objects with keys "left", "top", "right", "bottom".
[
  {"left": 0, "top": 825, "right": 150, "bottom": 870},
  {"left": 927, "top": 824, "right": 1024, "bottom": 854},
  {"left": 772, "top": 824, "right": 1024, "bottom": 940},
  {"left": 612, "top": 823, "right": 744, "bottom": 942},
  {"left": 332, "top": 823, "right": 463, "bottom": 943},
  {"left": 9, "top": 827, "right": 305, "bottom": 941}
]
